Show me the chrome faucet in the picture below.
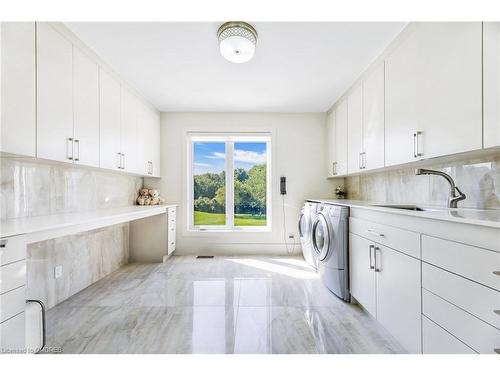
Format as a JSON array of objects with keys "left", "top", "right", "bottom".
[{"left": 415, "top": 168, "right": 466, "bottom": 208}]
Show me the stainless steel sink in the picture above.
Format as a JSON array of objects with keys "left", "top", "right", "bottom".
[{"left": 373, "top": 204, "right": 428, "bottom": 211}]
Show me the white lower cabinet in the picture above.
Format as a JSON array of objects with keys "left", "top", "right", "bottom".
[
  {"left": 349, "top": 233, "right": 376, "bottom": 317},
  {"left": 0, "top": 312, "right": 25, "bottom": 353},
  {"left": 375, "top": 244, "right": 421, "bottom": 354},
  {"left": 349, "top": 232, "right": 421, "bottom": 353},
  {"left": 422, "top": 316, "right": 476, "bottom": 354}
]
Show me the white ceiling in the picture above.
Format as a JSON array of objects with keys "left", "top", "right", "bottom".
[{"left": 66, "top": 22, "right": 406, "bottom": 113}]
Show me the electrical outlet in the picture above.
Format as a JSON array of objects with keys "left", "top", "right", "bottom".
[{"left": 54, "top": 265, "right": 63, "bottom": 279}]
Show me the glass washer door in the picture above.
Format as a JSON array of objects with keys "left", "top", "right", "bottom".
[{"left": 312, "top": 212, "right": 331, "bottom": 260}]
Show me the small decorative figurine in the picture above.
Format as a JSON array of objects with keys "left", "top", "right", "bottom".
[{"left": 335, "top": 186, "right": 346, "bottom": 199}]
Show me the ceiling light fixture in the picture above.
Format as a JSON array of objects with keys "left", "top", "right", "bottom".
[{"left": 217, "top": 21, "right": 258, "bottom": 63}]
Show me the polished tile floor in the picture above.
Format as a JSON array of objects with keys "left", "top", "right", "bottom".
[{"left": 45, "top": 256, "right": 404, "bottom": 354}]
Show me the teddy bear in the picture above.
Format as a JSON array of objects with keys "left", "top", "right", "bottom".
[
  {"left": 136, "top": 188, "right": 151, "bottom": 205},
  {"left": 148, "top": 189, "right": 165, "bottom": 205}
]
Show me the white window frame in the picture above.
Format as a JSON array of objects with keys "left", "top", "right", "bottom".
[{"left": 187, "top": 132, "right": 272, "bottom": 232}]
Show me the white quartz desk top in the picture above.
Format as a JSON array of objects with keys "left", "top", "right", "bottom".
[{"left": 0, "top": 205, "right": 177, "bottom": 243}]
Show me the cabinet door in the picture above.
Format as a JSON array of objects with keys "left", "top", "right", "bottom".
[
  {"left": 326, "top": 110, "right": 336, "bottom": 177},
  {"left": 334, "top": 99, "right": 348, "bottom": 176},
  {"left": 120, "top": 87, "right": 139, "bottom": 173},
  {"left": 36, "top": 22, "right": 74, "bottom": 163},
  {"left": 349, "top": 233, "right": 376, "bottom": 317},
  {"left": 73, "top": 47, "right": 99, "bottom": 168},
  {"left": 347, "top": 85, "right": 363, "bottom": 174},
  {"left": 484, "top": 22, "right": 500, "bottom": 149},
  {"left": 148, "top": 107, "right": 161, "bottom": 177},
  {"left": 99, "top": 69, "right": 122, "bottom": 170},
  {"left": 385, "top": 23, "right": 482, "bottom": 166},
  {"left": 362, "top": 64, "right": 385, "bottom": 171},
  {"left": 1, "top": 22, "right": 36, "bottom": 157},
  {"left": 375, "top": 244, "right": 421, "bottom": 353}
]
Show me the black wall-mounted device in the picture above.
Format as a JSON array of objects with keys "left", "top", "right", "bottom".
[{"left": 280, "top": 177, "right": 287, "bottom": 195}]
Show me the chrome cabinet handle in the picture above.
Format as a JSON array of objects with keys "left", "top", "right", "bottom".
[
  {"left": 359, "top": 153, "right": 363, "bottom": 170},
  {"left": 369, "top": 244, "right": 374, "bottom": 269},
  {"left": 367, "top": 229, "right": 384, "bottom": 237},
  {"left": 121, "top": 153, "right": 126, "bottom": 170},
  {"left": 374, "top": 247, "right": 381, "bottom": 272},
  {"left": 117, "top": 153, "right": 123, "bottom": 169},
  {"left": 413, "top": 131, "right": 423, "bottom": 158},
  {"left": 363, "top": 152, "right": 367, "bottom": 169},
  {"left": 67, "top": 138, "right": 74, "bottom": 160},
  {"left": 74, "top": 139, "right": 80, "bottom": 161},
  {"left": 332, "top": 162, "right": 337, "bottom": 176}
]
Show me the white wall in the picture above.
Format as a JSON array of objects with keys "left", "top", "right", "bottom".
[{"left": 145, "top": 112, "right": 335, "bottom": 256}]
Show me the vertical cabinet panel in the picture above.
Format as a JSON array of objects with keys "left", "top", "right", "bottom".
[
  {"left": 99, "top": 69, "right": 122, "bottom": 170},
  {"left": 120, "top": 87, "right": 138, "bottom": 173},
  {"left": 73, "top": 47, "right": 99, "bottom": 168},
  {"left": 347, "top": 85, "right": 363, "bottom": 174},
  {"left": 326, "top": 110, "right": 336, "bottom": 177},
  {"left": 385, "top": 23, "right": 482, "bottom": 166},
  {"left": 349, "top": 233, "right": 376, "bottom": 317},
  {"left": 362, "top": 64, "right": 385, "bottom": 171},
  {"left": 36, "top": 22, "right": 74, "bottom": 163},
  {"left": 375, "top": 245, "right": 422, "bottom": 353},
  {"left": 334, "top": 99, "right": 348, "bottom": 176},
  {"left": 150, "top": 109, "right": 161, "bottom": 177},
  {"left": 1, "top": 22, "right": 36, "bottom": 157},
  {"left": 484, "top": 22, "right": 500, "bottom": 149}
]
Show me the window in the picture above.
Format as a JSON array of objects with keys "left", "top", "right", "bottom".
[{"left": 188, "top": 133, "right": 271, "bottom": 231}]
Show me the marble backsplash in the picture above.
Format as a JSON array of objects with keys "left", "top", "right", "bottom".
[
  {"left": 0, "top": 157, "right": 143, "bottom": 220},
  {"left": 345, "top": 154, "right": 500, "bottom": 209},
  {"left": 27, "top": 223, "right": 129, "bottom": 309}
]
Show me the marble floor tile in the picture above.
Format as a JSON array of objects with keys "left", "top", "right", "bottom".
[{"left": 44, "top": 255, "right": 405, "bottom": 354}]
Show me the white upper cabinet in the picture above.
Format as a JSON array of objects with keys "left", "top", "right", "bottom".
[
  {"left": 120, "top": 87, "right": 140, "bottom": 173},
  {"left": 483, "top": 22, "right": 500, "bottom": 149},
  {"left": 362, "top": 64, "right": 385, "bottom": 171},
  {"left": 326, "top": 110, "right": 336, "bottom": 177},
  {"left": 1, "top": 22, "right": 36, "bottom": 157},
  {"left": 73, "top": 46, "right": 99, "bottom": 168},
  {"left": 347, "top": 85, "right": 363, "bottom": 174},
  {"left": 385, "top": 23, "right": 482, "bottom": 166},
  {"left": 144, "top": 106, "right": 161, "bottom": 177},
  {"left": 99, "top": 69, "right": 122, "bottom": 171},
  {"left": 36, "top": 22, "right": 74, "bottom": 163},
  {"left": 334, "top": 99, "right": 348, "bottom": 176}
]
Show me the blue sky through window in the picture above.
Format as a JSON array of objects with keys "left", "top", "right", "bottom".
[{"left": 194, "top": 142, "right": 267, "bottom": 174}]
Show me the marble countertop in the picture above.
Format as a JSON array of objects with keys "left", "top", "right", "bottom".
[
  {"left": 307, "top": 199, "right": 500, "bottom": 229},
  {"left": 0, "top": 204, "right": 177, "bottom": 240}
]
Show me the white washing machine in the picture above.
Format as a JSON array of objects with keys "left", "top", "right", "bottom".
[
  {"left": 298, "top": 200, "right": 319, "bottom": 269},
  {"left": 311, "top": 203, "right": 350, "bottom": 301}
]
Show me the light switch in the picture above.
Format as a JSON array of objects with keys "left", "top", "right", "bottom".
[{"left": 54, "top": 265, "right": 63, "bottom": 279}]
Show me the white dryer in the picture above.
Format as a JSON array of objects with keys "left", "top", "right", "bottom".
[
  {"left": 298, "top": 200, "right": 319, "bottom": 269},
  {"left": 311, "top": 203, "right": 350, "bottom": 301}
]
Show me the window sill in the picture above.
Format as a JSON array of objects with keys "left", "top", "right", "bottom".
[{"left": 187, "top": 227, "right": 272, "bottom": 234}]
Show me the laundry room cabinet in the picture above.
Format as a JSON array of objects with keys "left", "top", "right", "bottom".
[
  {"left": 0, "top": 22, "right": 36, "bottom": 157},
  {"left": 483, "top": 22, "right": 500, "bottom": 149},
  {"left": 326, "top": 99, "right": 348, "bottom": 177},
  {"left": 347, "top": 85, "right": 363, "bottom": 174},
  {"left": 349, "top": 218, "right": 422, "bottom": 354},
  {"left": 384, "top": 22, "right": 482, "bottom": 166}
]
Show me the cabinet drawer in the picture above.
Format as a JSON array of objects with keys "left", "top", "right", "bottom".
[
  {"left": 422, "top": 316, "right": 476, "bottom": 354},
  {"left": 0, "top": 312, "right": 25, "bottom": 352},
  {"left": 422, "top": 235, "right": 500, "bottom": 291},
  {"left": 423, "top": 263, "right": 500, "bottom": 329},
  {"left": 349, "top": 217, "right": 420, "bottom": 258},
  {"left": 423, "top": 289, "right": 500, "bottom": 353},
  {"left": 0, "top": 260, "right": 26, "bottom": 294},
  {"left": 0, "top": 286, "right": 26, "bottom": 323},
  {"left": 0, "top": 235, "right": 26, "bottom": 266}
]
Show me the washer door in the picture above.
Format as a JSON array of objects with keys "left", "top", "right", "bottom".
[{"left": 312, "top": 212, "right": 331, "bottom": 261}]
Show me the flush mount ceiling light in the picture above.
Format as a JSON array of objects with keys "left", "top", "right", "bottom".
[{"left": 217, "top": 21, "right": 258, "bottom": 63}]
